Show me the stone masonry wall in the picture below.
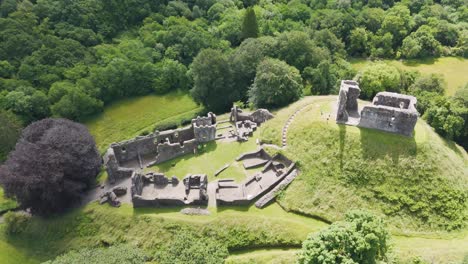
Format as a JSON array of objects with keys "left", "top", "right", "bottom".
[{"left": 359, "top": 106, "right": 418, "bottom": 136}]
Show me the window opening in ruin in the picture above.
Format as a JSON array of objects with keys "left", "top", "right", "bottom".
[
  {"left": 121, "top": 147, "right": 126, "bottom": 153},
  {"left": 399, "top": 102, "right": 405, "bottom": 109}
]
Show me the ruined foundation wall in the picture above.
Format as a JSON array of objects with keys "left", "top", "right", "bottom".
[{"left": 359, "top": 106, "right": 418, "bottom": 136}]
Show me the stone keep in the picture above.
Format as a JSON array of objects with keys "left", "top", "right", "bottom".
[{"left": 336, "top": 80, "right": 419, "bottom": 137}]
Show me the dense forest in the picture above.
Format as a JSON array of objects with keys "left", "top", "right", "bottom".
[{"left": 0, "top": 0, "right": 467, "bottom": 159}]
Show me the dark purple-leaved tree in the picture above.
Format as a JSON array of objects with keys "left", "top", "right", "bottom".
[{"left": 0, "top": 118, "right": 102, "bottom": 214}]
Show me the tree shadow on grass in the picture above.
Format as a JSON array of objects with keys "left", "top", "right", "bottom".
[
  {"left": 441, "top": 138, "right": 464, "bottom": 157},
  {"left": 400, "top": 57, "right": 436, "bottom": 66},
  {"left": 339, "top": 124, "right": 346, "bottom": 171},
  {"left": 359, "top": 127, "right": 417, "bottom": 165}
]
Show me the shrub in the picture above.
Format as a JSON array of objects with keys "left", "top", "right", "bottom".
[
  {"left": 357, "top": 62, "right": 401, "bottom": 99},
  {"left": 3, "top": 211, "right": 30, "bottom": 235},
  {"left": 154, "top": 232, "right": 229, "bottom": 264},
  {"left": 44, "top": 244, "right": 147, "bottom": 264},
  {"left": 297, "top": 210, "right": 389, "bottom": 264}
]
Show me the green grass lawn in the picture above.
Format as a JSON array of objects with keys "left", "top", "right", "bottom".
[
  {"left": 350, "top": 57, "right": 468, "bottom": 95},
  {"left": 145, "top": 133, "right": 261, "bottom": 182},
  {"left": 260, "top": 96, "right": 467, "bottom": 232},
  {"left": 0, "top": 188, "right": 17, "bottom": 213},
  {"left": 83, "top": 91, "right": 203, "bottom": 153}
]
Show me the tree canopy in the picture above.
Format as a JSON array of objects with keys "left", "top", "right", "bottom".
[
  {"left": 0, "top": 118, "right": 101, "bottom": 214},
  {"left": 297, "top": 210, "right": 389, "bottom": 264},
  {"left": 248, "top": 58, "right": 303, "bottom": 108}
]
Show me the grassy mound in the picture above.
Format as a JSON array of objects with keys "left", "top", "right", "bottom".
[
  {"left": 260, "top": 96, "right": 467, "bottom": 232},
  {"left": 83, "top": 91, "right": 203, "bottom": 153}
]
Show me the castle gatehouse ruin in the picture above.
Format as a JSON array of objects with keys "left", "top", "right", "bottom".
[{"left": 336, "top": 80, "right": 419, "bottom": 136}]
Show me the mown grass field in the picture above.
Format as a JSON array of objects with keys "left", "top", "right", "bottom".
[
  {"left": 350, "top": 57, "right": 468, "bottom": 95},
  {"left": 83, "top": 91, "right": 203, "bottom": 153},
  {"left": 260, "top": 96, "right": 467, "bottom": 233}
]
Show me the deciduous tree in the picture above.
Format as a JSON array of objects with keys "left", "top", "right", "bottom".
[{"left": 0, "top": 118, "right": 102, "bottom": 214}]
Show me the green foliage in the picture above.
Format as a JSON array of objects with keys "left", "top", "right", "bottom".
[
  {"left": 44, "top": 244, "right": 147, "bottom": 264},
  {"left": 153, "top": 59, "right": 190, "bottom": 94},
  {"left": 154, "top": 232, "right": 229, "bottom": 264},
  {"left": 3, "top": 211, "right": 31, "bottom": 235},
  {"left": 409, "top": 73, "right": 446, "bottom": 94},
  {"left": 297, "top": 210, "right": 389, "bottom": 264},
  {"left": 0, "top": 110, "right": 22, "bottom": 161},
  {"left": 249, "top": 58, "right": 303, "bottom": 108},
  {"left": 241, "top": 7, "right": 259, "bottom": 40},
  {"left": 230, "top": 36, "right": 277, "bottom": 100},
  {"left": 357, "top": 62, "right": 401, "bottom": 99},
  {"left": 424, "top": 97, "right": 465, "bottom": 139},
  {"left": 306, "top": 59, "right": 355, "bottom": 95},
  {"left": 276, "top": 31, "right": 329, "bottom": 71},
  {"left": 190, "top": 49, "right": 238, "bottom": 112},
  {"left": 401, "top": 25, "right": 442, "bottom": 59}
]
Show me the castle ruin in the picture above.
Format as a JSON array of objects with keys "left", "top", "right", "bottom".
[{"left": 336, "top": 80, "right": 419, "bottom": 136}]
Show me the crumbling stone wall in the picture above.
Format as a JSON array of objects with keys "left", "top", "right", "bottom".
[
  {"left": 111, "top": 134, "right": 158, "bottom": 164},
  {"left": 230, "top": 106, "right": 274, "bottom": 125},
  {"left": 152, "top": 139, "right": 198, "bottom": 165},
  {"left": 104, "top": 149, "right": 134, "bottom": 183},
  {"left": 336, "top": 80, "right": 360, "bottom": 123}
]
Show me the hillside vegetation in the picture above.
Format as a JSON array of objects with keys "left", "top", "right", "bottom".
[
  {"left": 260, "top": 96, "right": 467, "bottom": 232},
  {"left": 351, "top": 57, "right": 468, "bottom": 95}
]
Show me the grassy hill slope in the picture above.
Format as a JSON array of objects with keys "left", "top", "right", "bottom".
[{"left": 260, "top": 96, "right": 467, "bottom": 232}]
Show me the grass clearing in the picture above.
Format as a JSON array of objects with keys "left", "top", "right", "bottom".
[
  {"left": 83, "top": 91, "right": 203, "bottom": 153},
  {"left": 145, "top": 134, "right": 261, "bottom": 182},
  {"left": 0, "top": 188, "right": 17, "bottom": 214},
  {"left": 350, "top": 57, "right": 468, "bottom": 95},
  {"left": 260, "top": 96, "right": 467, "bottom": 232}
]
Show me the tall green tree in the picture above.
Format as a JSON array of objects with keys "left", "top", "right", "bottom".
[
  {"left": 0, "top": 110, "right": 22, "bottom": 162},
  {"left": 298, "top": 210, "right": 389, "bottom": 264},
  {"left": 190, "top": 49, "right": 237, "bottom": 112},
  {"left": 241, "top": 7, "right": 259, "bottom": 40},
  {"left": 248, "top": 58, "right": 303, "bottom": 108}
]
